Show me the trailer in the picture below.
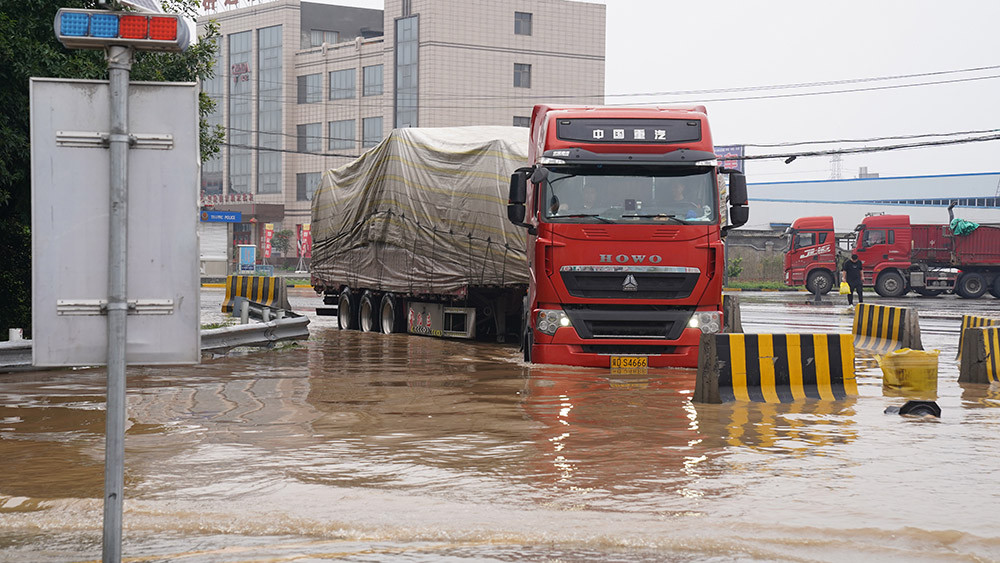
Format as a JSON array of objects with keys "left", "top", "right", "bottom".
[{"left": 310, "top": 126, "right": 529, "bottom": 341}]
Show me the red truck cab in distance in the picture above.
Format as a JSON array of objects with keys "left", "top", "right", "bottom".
[
  {"left": 508, "top": 105, "right": 749, "bottom": 368},
  {"left": 783, "top": 216, "right": 839, "bottom": 294}
]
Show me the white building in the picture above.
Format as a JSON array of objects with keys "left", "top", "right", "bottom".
[{"left": 746, "top": 171, "right": 1000, "bottom": 231}]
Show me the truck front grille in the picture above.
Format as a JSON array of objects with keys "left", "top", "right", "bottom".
[
  {"left": 563, "top": 305, "right": 694, "bottom": 340},
  {"left": 560, "top": 270, "right": 698, "bottom": 299}
]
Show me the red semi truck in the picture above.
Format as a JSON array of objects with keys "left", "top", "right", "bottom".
[
  {"left": 784, "top": 211, "right": 1000, "bottom": 298},
  {"left": 507, "top": 105, "right": 749, "bottom": 368}
]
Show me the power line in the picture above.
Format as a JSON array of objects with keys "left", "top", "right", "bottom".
[
  {"left": 201, "top": 65, "right": 1000, "bottom": 109},
  {"left": 742, "top": 128, "right": 1000, "bottom": 148},
  {"left": 738, "top": 133, "right": 1000, "bottom": 162}
]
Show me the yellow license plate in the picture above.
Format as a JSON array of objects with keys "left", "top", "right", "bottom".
[{"left": 610, "top": 356, "right": 648, "bottom": 369}]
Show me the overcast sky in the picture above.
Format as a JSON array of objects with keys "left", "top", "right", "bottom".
[{"left": 295, "top": 0, "right": 1000, "bottom": 183}]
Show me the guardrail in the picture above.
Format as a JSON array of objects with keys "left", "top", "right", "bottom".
[{"left": 1, "top": 313, "right": 310, "bottom": 372}]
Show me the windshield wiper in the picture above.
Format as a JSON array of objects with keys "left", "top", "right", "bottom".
[
  {"left": 552, "top": 213, "right": 614, "bottom": 223},
  {"left": 621, "top": 213, "right": 687, "bottom": 224}
]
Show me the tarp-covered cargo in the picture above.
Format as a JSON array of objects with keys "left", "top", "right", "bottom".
[{"left": 311, "top": 126, "right": 530, "bottom": 294}]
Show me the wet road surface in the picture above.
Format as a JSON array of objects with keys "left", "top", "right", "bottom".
[{"left": 2, "top": 289, "right": 1000, "bottom": 561}]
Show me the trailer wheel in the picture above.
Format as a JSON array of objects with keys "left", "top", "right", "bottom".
[
  {"left": 991, "top": 277, "right": 1000, "bottom": 299},
  {"left": 379, "top": 293, "right": 405, "bottom": 334},
  {"left": 806, "top": 270, "right": 834, "bottom": 295},
  {"left": 338, "top": 289, "right": 359, "bottom": 330},
  {"left": 875, "top": 272, "right": 905, "bottom": 297},
  {"left": 359, "top": 291, "right": 380, "bottom": 333},
  {"left": 956, "top": 273, "right": 987, "bottom": 299},
  {"left": 914, "top": 288, "right": 943, "bottom": 297}
]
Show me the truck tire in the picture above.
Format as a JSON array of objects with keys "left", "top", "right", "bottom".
[
  {"left": 956, "top": 272, "right": 987, "bottom": 299},
  {"left": 806, "top": 270, "right": 834, "bottom": 294},
  {"left": 359, "top": 291, "right": 380, "bottom": 333},
  {"left": 338, "top": 289, "right": 359, "bottom": 330},
  {"left": 914, "top": 288, "right": 943, "bottom": 297},
  {"left": 875, "top": 271, "right": 906, "bottom": 297},
  {"left": 991, "top": 277, "right": 1000, "bottom": 299},
  {"left": 379, "top": 293, "right": 405, "bottom": 334}
]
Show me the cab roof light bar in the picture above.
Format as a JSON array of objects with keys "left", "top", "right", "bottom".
[{"left": 54, "top": 8, "right": 190, "bottom": 52}]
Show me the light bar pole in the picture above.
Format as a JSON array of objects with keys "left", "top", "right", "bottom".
[{"left": 103, "top": 43, "right": 132, "bottom": 563}]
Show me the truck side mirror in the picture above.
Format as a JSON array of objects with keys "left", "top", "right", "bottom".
[
  {"left": 508, "top": 168, "right": 531, "bottom": 227},
  {"left": 728, "top": 172, "right": 747, "bottom": 206},
  {"left": 721, "top": 171, "right": 748, "bottom": 236}
]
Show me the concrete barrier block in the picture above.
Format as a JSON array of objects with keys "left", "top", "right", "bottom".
[
  {"left": 956, "top": 314, "right": 1000, "bottom": 362},
  {"left": 221, "top": 275, "right": 292, "bottom": 314},
  {"left": 852, "top": 303, "right": 922, "bottom": 353},
  {"left": 723, "top": 294, "right": 743, "bottom": 333},
  {"left": 958, "top": 327, "right": 1000, "bottom": 385},
  {"left": 695, "top": 332, "right": 857, "bottom": 404}
]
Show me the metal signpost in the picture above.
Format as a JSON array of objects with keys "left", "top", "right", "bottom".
[{"left": 36, "top": 9, "right": 194, "bottom": 562}]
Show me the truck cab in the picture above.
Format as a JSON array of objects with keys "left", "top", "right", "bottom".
[
  {"left": 853, "top": 214, "right": 913, "bottom": 296},
  {"left": 507, "top": 105, "right": 748, "bottom": 368},
  {"left": 783, "top": 216, "right": 837, "bottom": 293}
]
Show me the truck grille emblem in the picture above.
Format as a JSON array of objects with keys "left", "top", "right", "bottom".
[{"left": 623, "top": 274, "right": 638, "bottom": 292}]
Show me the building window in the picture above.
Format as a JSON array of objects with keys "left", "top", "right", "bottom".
[
  {"left": 395, "top": 15, "right": 418, "bottom": 128},
  {"left": 257, "top": 25, "right": 282, "bottom": 194},
  {"left": 297, "top": 123, "right": 322, "bottom": 153},
  {"left": 363, "top": 65, "right": 383, "bottom": 96},
  {"left": 228, "top": 30, "right": 252, "bottom": 194},
  {"left": 514, "top": 12, "right": 532, "bottom": 36},
  {"left": 297, "top": 172, "right": 322, "bottom": 201},
  {"left": 311, "top": 29, "right": 338, "bottom": 47},
  {"left": 363, "top": 117, "right": 383, "bottom": 147},
  {"left": 514, "top": 63, "right": 531, "bottom": 88},
  {"left": 513, "top": 116, "right": 530, "bottom": 127},
  {"left": 329, "top": 68, "right": 356, "bottom": 100},
  {"left": 329, "top": 119, "right": 355, "bottom": 150},
  {"left": 297, "top": 73, "right": 321, "bottom": 103}
]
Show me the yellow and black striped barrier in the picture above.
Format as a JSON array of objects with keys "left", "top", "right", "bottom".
[
  {"left": 958, "top": 326, "right": 1000, "bottom": 385},
  {"left": 694, "top": 333, "right": 857, "bottom": 404},
  {"left": 221, "top": 275, "right": 292, "bottom": 313},
  {"left": 956, "top": 314, "right": 1000, "bottom": 362},
  {"left": 852, "top": 303, "right": 922, "bottom": 354}
]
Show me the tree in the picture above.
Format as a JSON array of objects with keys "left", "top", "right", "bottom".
[{"left": 0, "top": 0, "right": 222, "bottom": 339}]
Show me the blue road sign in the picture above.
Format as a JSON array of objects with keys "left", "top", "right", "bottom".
[{"left": 201, "top": 210, "right": 242, "bottom": 223}]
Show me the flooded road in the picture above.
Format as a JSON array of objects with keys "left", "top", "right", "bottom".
[{"left": 3, "top": 289, "right": 1000, "bottom": 561}]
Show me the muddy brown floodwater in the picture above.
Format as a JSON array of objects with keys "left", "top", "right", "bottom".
[{"left": 2, "top": 289, "right": 1000, "bottom": 561}]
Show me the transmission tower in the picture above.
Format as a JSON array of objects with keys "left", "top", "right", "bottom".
[{"left": 830, "top": 154, "right": 843, "bottom": 180}]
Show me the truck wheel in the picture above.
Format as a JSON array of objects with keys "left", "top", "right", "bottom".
[
  {"left": 991, "top": 277, "right": 1000, "bottom": 299},
  {"left": 379, "top": 294, "right": 405, "bottom": 334},
  {"left": 956, "top": 273, "right": 987, "bottom": 299},
  {"left": 337, "top": 289, "right": 359, "bottom": 330},
  {"left": 806, "top": 270, "right": 834, "bottom": 294},
  {"left": 359, "top": 291, "right": 380, "bottom": 333},
  {"left": 914, "top": 288, "right": 943, "bottom": 297},
  {"left": 875, "top": 272, "right": 905, "bottom": 297}
]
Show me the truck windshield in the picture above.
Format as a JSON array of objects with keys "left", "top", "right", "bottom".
[{"left": 542, "top": 166, "right": 718, "bottom": 225}]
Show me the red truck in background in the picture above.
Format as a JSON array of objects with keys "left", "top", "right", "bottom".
[
  {"left": 784, "top": 209, "right": 1000, "bottom": 298},
  {"left": 507, "top": 105, "right": 749, "bottom": 368}
]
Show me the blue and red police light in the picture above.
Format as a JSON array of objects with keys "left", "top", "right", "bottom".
[{"left": 54, "top": 8, "right": 190, "bottom": 52}]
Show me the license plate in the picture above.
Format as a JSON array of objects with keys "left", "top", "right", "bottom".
[{"left": 610, "top": 355, "right": 648, "bottom": 369}]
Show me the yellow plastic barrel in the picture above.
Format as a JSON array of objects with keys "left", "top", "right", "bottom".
[{"left": 877, "top": 348, "right": 940, "bottom": 399}]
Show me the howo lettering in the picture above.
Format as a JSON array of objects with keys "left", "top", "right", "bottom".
[{"left": 508, "top": 105, "right": 749, "bottom": 368}]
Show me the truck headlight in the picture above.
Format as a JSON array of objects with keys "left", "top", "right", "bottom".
[
  {"left": 536, "top": 309, "right": 571, "bottom": 336},
  {"left": 688, "top": 311, "right": 722, "bottom": 334}
]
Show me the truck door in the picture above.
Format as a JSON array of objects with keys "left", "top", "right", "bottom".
[{"left": 858, "top": 228, "right": 887, "bottom": 284}]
